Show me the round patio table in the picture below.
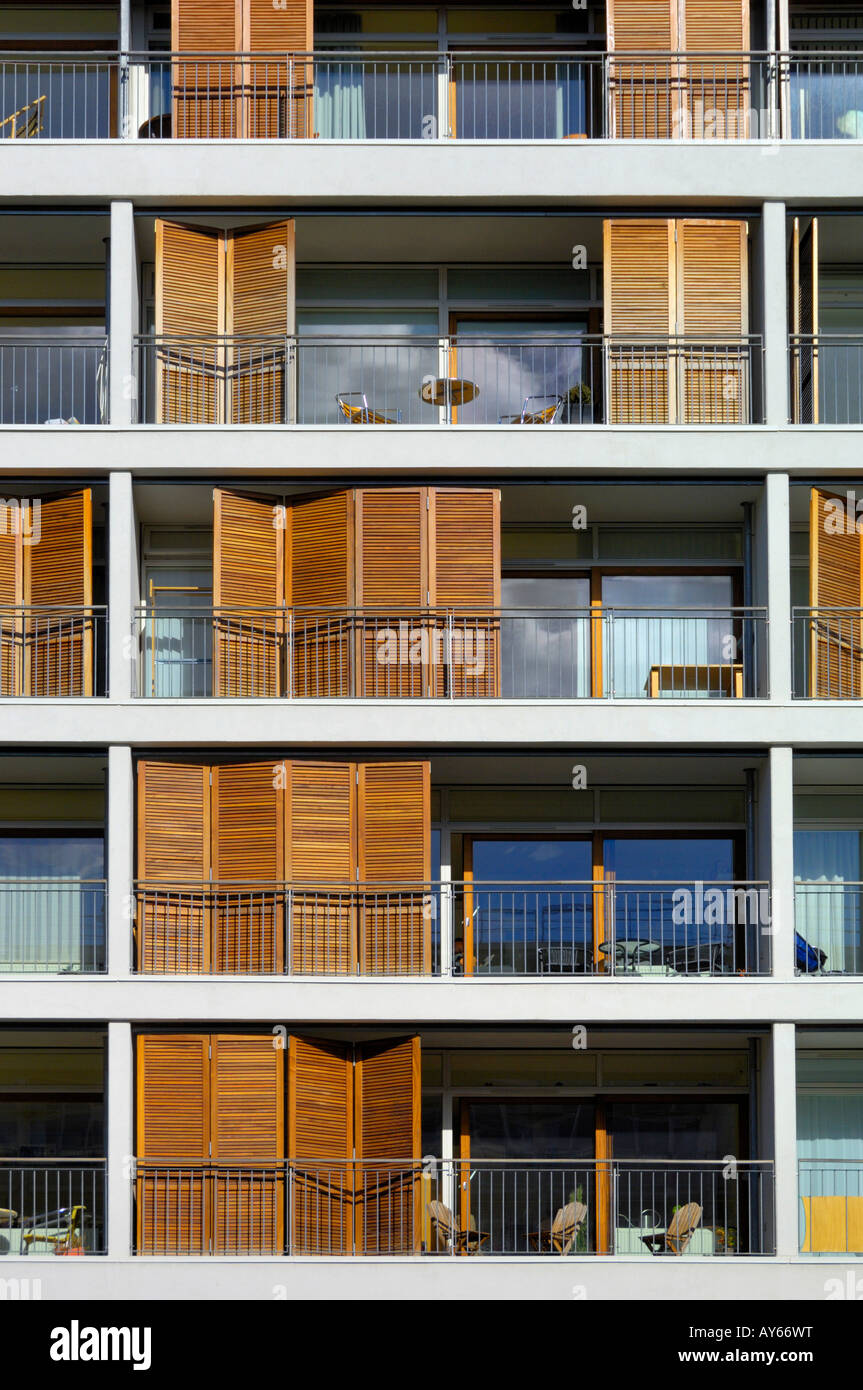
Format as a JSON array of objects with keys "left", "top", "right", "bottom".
[
  {"left": 419, "top": 376, "right": 478, "bottom": 422},
  {"left": 599, "top": 938, "right": 661, "bottom": 973}
]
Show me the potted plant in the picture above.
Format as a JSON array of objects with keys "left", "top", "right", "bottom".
[{"left": 567, "top": 381, "right": 593, "bottom": 423}]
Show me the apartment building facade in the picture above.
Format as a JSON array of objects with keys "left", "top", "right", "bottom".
[{"left": 1, "top": 0, "right": 863, "bottom": 1299}]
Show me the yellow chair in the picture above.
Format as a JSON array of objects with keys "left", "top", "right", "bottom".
[
  {"left": 499, "top": 394, "right": 564, "bottom": 425},
  {"left": 22, "top": 1204, "right": 85, "bottom": 1255},
  {"left": 336, "top": 392, "right": 402, "bottom": 425},
  {"left": 0, "top": 94, "right": 47, "bottom": 140}
]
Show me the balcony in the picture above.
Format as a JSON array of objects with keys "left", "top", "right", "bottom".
[
  {"left": 0, "top": 880, "right": 106, "bottom": 974},
  {"left": 132, "top": 879, "right": 771, "bottom": 977},
  {"left": 0, "top": 335, "right": 108, "bottom": 425},
  {"left": 789, "top": 335, "right": 863, "bottom": 425},
  {"left": 795, "top": 882, "right": 863, "bottom": 976},
  {"left": 3, "top": 50, "right": 863, "bottom": 142},
  {"left": 0, "top": 1161, "right": 106, "bottom": 1256},
  {"left": 792, "top": 608, "right": 863, "bottom": 700},
  {"left": 0, "top": 607, "right": 108, "bottom": 697},
  {"left": 134, "top": 333, "right": 763, "bottom": 426},
  {"left": 133, "top": 1158, "right": 774, "bottom": 1257}
]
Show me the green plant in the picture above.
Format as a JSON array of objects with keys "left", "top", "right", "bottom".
[{"left": 568, "top": 381, "right": 592, "bottom": 405}]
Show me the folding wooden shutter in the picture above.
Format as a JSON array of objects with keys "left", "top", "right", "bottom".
[
  {"left": 213, "top": 487, "right": 283, "bottom": 696},
  {"left": 430, "top": 488, "right": 501, "bottom": 697},
  {"left": 681, "top": 0, "right": 750, "bottom": 139},
  {"left": 211, "top": 763, "right": 284, "bottom": 972},
  {"left": 792, "top": 217, "right": 819, "bottom": 424},
  {"left": 809, "top": 487, "right": 863, "bottom": 698},
  {"left": 228, "top": 220, "right": 295, "bottom": 423},
  {"left": 356, "top": 488, "right": 428, "bottom": 696},
  {"left": 355, "top": 1036, "right": 421, "bottom": 1254},
  {"left": 137, "top": 761, "right": 210, "bottom": 972},
  {"left": 607, "top": 0, "right": 677, "bottom": 138},
  {"left": 0, "top": 512, "right": 22, "bottom": 696},
  {"left": 136, "top": 1034, "right": 209, "bottom": 1254},
  {"left": 285, "top": 760, "right": 356, "bottom": 973},
  {"left": 357, "top": 762, "right": 431, "bottom": 974},
  {"left": 288, "top": 1036, "right": 354, "bottom": 1254},
  {"left": 676, "top": 220, "right": 748, "bottom": 423},
  {"left": 24, "top": 490, "right": 92, "bottom": 697},
  {"left": 210, "top": 1035, "right": 284, "bottom": 1254},
  {"left": 172, "top": 0, "right": 241, "bottom": 138},
  {"left": 245, "top": 0, "right": 314, "bottom": 138},
  {"left": 155, "top": 220, "right": 224, "bottom": 423},
  {"left": 603, "top": 220, "right": 675, "bottom": 422},
  {"left": 288, "top": 490, "right": 354, "bottom": 696}
]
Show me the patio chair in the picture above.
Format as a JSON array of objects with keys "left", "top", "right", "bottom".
[
  {"left": 499, "top": 394, "right": 564, "bottom": 425},
  {"left": 21, "top": 1204, "right": 85, "bottom": 1255},
  {"left": 528, "top": 1200, "right": 587, "bottom": 1254},
  {"left": 0, "top": 94, "right": 47, "bottom": 140},
  {"left": 426, "top": 1200, "right": 489, "bottom": 1253},
  {"left": 336, "top": 392, "right": 402, "bottom": 425},
  {"left": 641, "top": 1201, "right": 702, "bottom": 1256}
]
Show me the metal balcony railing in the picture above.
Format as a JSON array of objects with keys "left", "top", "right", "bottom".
[
  {"left": 799, "top": 1160, "right": 863, "bottom": 1254},
  {"left": 789, "top": 334, "right": 863, "bottom": 424},
  {"left": 0, "top": 880, "right": 107, "bottom": 974},
  {"left": 134, "top": 334, "right": 762, "bottom": 426},
  {"left": 132, "top": 605, "right": 768, "bottom": 700},
  {"left": 0, "top": 1161, "right": 106, "bottom": 1256},
  {"left": 132, "top": 879, "right": 771, "bottom": 978},
  {"left": 0, "top": 607, "right": 108, "bottom": 698},
  {"left": 0, "top": 337, "right": 108, "bottom": 425},
  {"left": 792, "top": 606, "right": 863, "bottom": 700},
  {"left": 132, "top": 1158, "right": 775, "bottom": 1257},
  {"left": 795, "top": 881, "right": 863, "bottom": 976},
  {"left": 5, "top": 49, "right": 863, "bottom": 141}
]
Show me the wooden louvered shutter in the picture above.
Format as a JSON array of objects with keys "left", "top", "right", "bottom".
[
  {"left": 607, "top": 0, "right": 677, "bottom": 138},
  {"left": 136, "top": 1034, "right": 209, "bottom": 1254},
  {"left": 682, "top": 0, "right": 750, "bottom": 140},
  {"left": 288, "top": 490, "right": 354, "bottom": 696},
  {"left": 24, "top": 490, "right": 92, "bottom": 697},
  {"left": 213, "top": 487, "right": 283, "bottom": 696},
  {"left": 0, "top": 512, "right": 23, "bottom": 696},
  {"left": 172, "top": 0, "right": 241, "bottom": 138},
  {"left": 137, "top": 761, "right": 210, "bottom": 972},
  {"left": 430, "top": 488, "right": 500, "bottom": 697},
  {"left": 809, "top": 487, "right": 863, "bottom": 698},
  {"left": 245, "top": 0, "right": 314, "bottom": 138},
  {"left": 228, "top": 220, "right": 295, "bottom": 423},
  {"left": 792, "top": 217, "right": 819, "bottom": 424},
  {"left": 289, "top": 1036, "right": 353, "bottom": 1254},
  {"left": 355, "top": 1036, "right": 421, "bottom": 1254},
  {"left": 285, "top": 760, "right": 355, "bottom": 973},
  {"left": 155, "top": 220, "right": 224, "bottom": 423},
  {"left": 604, "top": 219, "right": 675, "bottom": 422},
  {"left": 356, "top": 488, "right": 428, "bottom": 696},
  {"left": 358, "top": 762, "right": 430, "bottom": 975},
  {"left": 677, "top": 220, "right": 748, "bottom": 423},
  {"left": 211, "top": 1035, "right": 284, "bottom": 1254},
  {"left": 211, "top": 763, "right": 284, "bottom": 972}
]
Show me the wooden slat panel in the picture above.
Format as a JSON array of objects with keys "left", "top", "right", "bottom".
[
  {"left": 356, "top": 488, "right": 427, "bottom": 695},
  {"left": 0, "top": 512, "right": 22, "bottom": 696},
  {"left": 604, "top": 219, "right": 675, "bottom": 422},
  {"left": 289, "top": 490, "right": 353, "bottom": 697},
  {"left": 682, "top": 0, "right": 750, "bottom": 138},
  {"left": 211, "top": 1034, "right": 284, "bottom": 1254},
  {"left": 25, "top": 489, "right": 92, "bottom": 696},
  {"left": 228, "top": 220, "right": 294, "bottom": 422},
  {"left": 213, "top": 487, "right": 283, "bottom": 696},
  {"left": 431, "top": 488, "right": 500, "bottom": 697},
  {"left": 355, "top": 1036, "right": 421, "bottom": 1254},
  {"left": 677, "top": 220, "right": 747, "bottom": 423},
  {"left": 136, "top": 1033, "right": 209, "bottom": 1255},
  {"left": 212, "top": 763, "right": 284, "bottom": 972},
  {"left": 137, "top": 762, "right": 210, "bottom": 973},
  {"left": 289, "top": 1036, "right": 353, "bottom": 1254},
  {"left": 810, "top": 486, "right": 863, "bottom": 698},
  {"left": 245, "top": 0, "right": 314, "bottom": 137},
  {"left": 172, "top": 0, "right": 241, "bottom": 139},
  {"left": 792, "top": 217, "right": 819, "bottom": 424},
  {"left": 607, "top": 0, "right": 676, "bottom": 138},
  {"left": 358, "top": 762, "right": 430, "bottom": 975},
  {"left": 285, "top": 760, "right": 355, "bottom": 973},
  {"left": 155, "top": 221, "right": 223, "bottom": 421}
]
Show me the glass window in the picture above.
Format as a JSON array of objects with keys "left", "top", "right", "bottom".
[
  {"left": 602, "top": 574, "right": 736, "bottom": 699},
  {"left": 467, "top": 1101, "right": 595, "bottom": 1159},
  {"left": 501, "top": 575, "right": 591, "bottom": 698},
  {"left": 448, "top": 269, "right": 590, "bottom": 303},
  {"left": 296, "top": 311, "right": 440, "bottom": 425},
  {"left": 145, "top": 567, "right": 213, "bottom": 699},
  {"left": 297, "top": 269, "right": 438, "bottom": 305},
  {"left": 603, "top": 837, "right": 735, "bottom": 881},
  {"left": 453, "top": 319, "right": 591, "bottom": 427},
  {"left": 0, "top": 836, "right": 102, "bottom": 879},
  {"left": 599, "top": 789, "right": 745, "bottom": 824},
  {"left": 466, "top": 839, "right": 592, "bottom": 976},
  {"left": 598, "top": 528, "right": 742, "bottom": 562},
  {"left": 602, "top": 1052, "right": 748, "bottom": 1087},
  {"left": 449, "top": 1050, "right": 596, "bottom": 1087},
  {"left": 0, "top": 837, "right": 105, "bottom": 973},
  {"left": 448, "top": 788, "right": 593, "bottom": 822},
  {"left": 0, "top": 1099, "right": 103, "bottom": 1158}
]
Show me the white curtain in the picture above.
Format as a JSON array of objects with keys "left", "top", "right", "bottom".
[
  {"left": 314, "top": 62, "right": 367, "bottom": 139},
  {"left": 0, "top": 876, "right": 83, "bottom": 972}
]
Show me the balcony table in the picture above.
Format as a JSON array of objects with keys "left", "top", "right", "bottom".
[
  {"left": 599, "top": 938, "right": 661, "bottom": 973},
  {"left": 419, "top": 376, "right": 478, "bottom": 424}
]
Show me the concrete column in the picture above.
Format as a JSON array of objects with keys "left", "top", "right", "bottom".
[
  {"left": 107, "top": 745, "right": 134, "bottom": 978},
  {"left": 764, "top": 471, "right": 792, "bottom": 702},
  {"left": 108, "top": 201, "right": 138, "bottom": 426},
  {"left": 759, "top": 201, "right": 788, "bottom": 426},
  {"left": 108, "top": 470, "right": 137, "bottom": 701},
  {"left": 771, "top": 1022, "right": 799, "bottom": 1259},
  {"left": 767, "top": 745, "right": 796, "bottom": 981},
  {"left": 107, "top": 1021, "right": 134, "bottom": 1259}
]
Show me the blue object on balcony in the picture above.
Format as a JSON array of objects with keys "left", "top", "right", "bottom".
[{"left": 795, "top": 932, "right": 827, "bottom": 973}]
